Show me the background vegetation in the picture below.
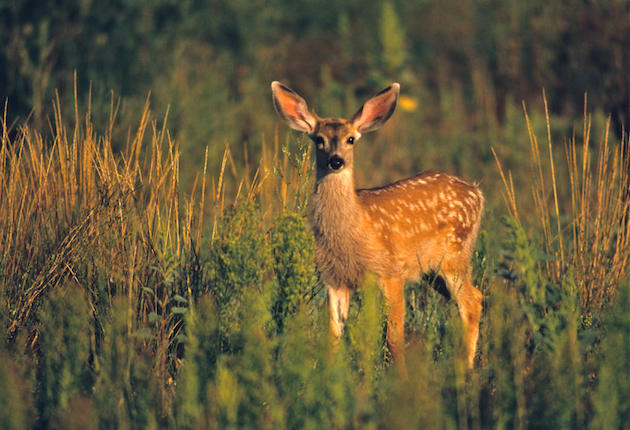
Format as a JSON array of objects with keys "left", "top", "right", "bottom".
[{"left": 1, "top": 0, "right": 630, "bottom": 428}]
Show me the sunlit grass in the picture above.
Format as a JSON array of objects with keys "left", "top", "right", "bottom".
[
  {"left": 493, "top": 92, "right": 630, "bottom": 315},
  {"left": 0, "top": 89, "right": 629, "bottom": 428}
]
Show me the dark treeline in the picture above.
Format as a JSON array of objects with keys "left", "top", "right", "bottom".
[{"left": 2, "top": 0, "right": 629, "bottom": 140}]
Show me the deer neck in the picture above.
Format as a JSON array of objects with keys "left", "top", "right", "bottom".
[
  {"left": 312, "top": 169, "right": 362, "bottom": 230},
  {"left": 312, "top": 169, "right": 368, "bottom": 287}
]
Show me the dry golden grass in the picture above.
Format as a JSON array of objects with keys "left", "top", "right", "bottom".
[
  {"left": 0, "top": 88, "right": 314, "bottom": 345},
  {"left": 0, "top": 90, "right": 196, "bottom": 339},
  {"left": 493, "top": 92, "right": 630, "bottom": 313}
]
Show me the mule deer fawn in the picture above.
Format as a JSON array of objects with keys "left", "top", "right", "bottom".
[{"left": 271, "top": 81, "right": 484, "bottom": 368}]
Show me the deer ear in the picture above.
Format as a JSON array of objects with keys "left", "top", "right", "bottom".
[
  {"left": 351, "top": 83, "right": 400, "bottom": 133},
  {"left": 271, "top": 81, "right": 318, "bottom": 133}
]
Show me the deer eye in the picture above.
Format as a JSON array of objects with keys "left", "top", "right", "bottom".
[
  {"left": 314, "top": 136, "right": 325, "bottom": 148},
  {"left": 347, "top": 136, "right": 355, "bottom": 144}
]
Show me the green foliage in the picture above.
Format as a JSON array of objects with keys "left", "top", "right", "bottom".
[
  {"left": 276, "top": 304, "right": 354, "bottom": 429},
  {"left": 0, "top": 146, "right": 629, "bottom": 428},
  {"left": 0, "top": 350, "right": 32, "bottom": 429},
  {"left": 499, "top": 216, "right": 578, "bottom": 352},
  {"left": 206, "top": 291, "right": 280, "bottom": 429},
  {"left": 207, "top": 199, "right": 272, "bottom": 350},
  {"left": 209, "top": 360, "right": 241, "bottom": 428},
  {"left": 1, "top": 15, "right": 630, "bottom": 422},
  {"left": 479, "top": 284, "right": 528, "bottom": 428},
  {"left": 346, "top": 277, "right": 386, "bottom": 388},
  {"left": 490, "top": 216, "right": 588, "bottom": 427},
  {"left": 4, "top": 0, "right": 630, "bottom": 165},
  {"left": 379, "top": 2, "right": 408, "bottom": 75},
  {"left": 176, "top": 295, "right": 216, "bottom": 429},
  {"left": 182, "top": 278, "right": 280, "bottom": 429},
  {"left": 93, "top": 298, "right": 159, "bottom": 429},
  {"left": 270, "top": 212, "right": 317, "bottom": 332},
  {"left": 405, "top": 276, "right": 456, "bottom": 363},
  {"left": 34, "top": 286, "right": 94, "bottom": 428},
  {"left": 377, "top": 351, "right": 452, "bottom": 429},
  {"left": 592, "top": 281, "right": 630, "bottom": 428}
]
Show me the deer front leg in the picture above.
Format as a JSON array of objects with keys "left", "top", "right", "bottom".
[
  {"left": 381, "top": 277, "right": 407, "bottom": 373},
  {"left": 328, "top": 285, "right": 352, "bottom": 340}
]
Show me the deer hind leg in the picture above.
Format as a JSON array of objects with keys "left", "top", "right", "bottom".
[
  {"left": 381, "top": 276, "right": 407, "bottom": 373},
  {"left": 328, "top": 285, "right": 352, "bottom": 340},
  {"left": 443, "top": 271, "right": 482, "bottom": 368}
]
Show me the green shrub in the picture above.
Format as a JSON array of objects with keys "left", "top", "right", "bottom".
[
  {"left": 592, "top": 281, "right": 630, "bottom": 428},
  {"left": 270, "top": 212, "right": 317, "bottom": 332},
  {"left": 346, "top": 277, "right": 386, "bottom": 389},
  {"left": 220, "top": 292, "right": 280, "bottom": 429},
  {"left": 277, "top": 304, "right": 354, "bottom": 429},
  {"left": 206, "top": 199, "right": 272, "bottom": 352},
  {"left": 480, "top": 282, "right": 529, "bottom": 428},
  {"left": 35, "top": 286, "right": 94, "bottom": 428},
  {"left": 499, "top": 216, "right": 578, "bottom": 352},
  {"left": 488, "top": 216, "right": 587, "bottom": 427},
  {"left": 203, "top": 279, "right": 280, "bottom": 429},
  {"left": 176, "top": 295, "right": 218, "bottom": 429},
  {"left": 93, "top": 298, "right": 159, "bottom": 429},
  {"left": 0, "top": 350, "right": 33, "bottom": 429}
]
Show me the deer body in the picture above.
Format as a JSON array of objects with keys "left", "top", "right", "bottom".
[{"left": 272, "top": 82, "right": 483, "bottom": 368}]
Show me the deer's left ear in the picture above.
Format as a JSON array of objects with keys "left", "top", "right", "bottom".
[{"left": 351, "top": 83, "right": 400, "bottom": 133}]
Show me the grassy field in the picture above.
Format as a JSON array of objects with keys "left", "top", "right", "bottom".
[{"left": 0, "top": 87, "right": 629, "bottom": 429}]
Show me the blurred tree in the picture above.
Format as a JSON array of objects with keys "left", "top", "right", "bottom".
[
  {"left": 0, "top": 0, "right": 180, "bottom": 128},
  {"left": 380, "top": 1, "right": 408, "bottom": 76},
  {"left": 542, "top": 0, "right": 630, "bottom": 136},
  {"left": 1, "top": 0, "right": 630, "bottom": 147}
]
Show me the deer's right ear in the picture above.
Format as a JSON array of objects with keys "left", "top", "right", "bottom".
[{"left": 271, "top": 81, "right": 318, "bottom": 133}]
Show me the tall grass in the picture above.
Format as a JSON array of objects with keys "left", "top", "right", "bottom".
[
  {"left": 1, "top": 91, "right": 630, "bottom": 428},
  {"left": 493, "top": 92, "right": 630, "bottom": 315},
  {"left": 0, "top": 89, "right": 207, "bottom": 425}
]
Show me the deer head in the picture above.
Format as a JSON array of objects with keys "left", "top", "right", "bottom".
[{"left": 271, "top": 81, "right": 400, "bottom": 178}]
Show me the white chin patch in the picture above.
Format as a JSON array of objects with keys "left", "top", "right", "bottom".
[{"left": 337, "top": 169, "right": 352, "bottom": 179}]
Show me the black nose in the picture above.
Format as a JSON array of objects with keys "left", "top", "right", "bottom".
[{"left": 328, "top": 156, "right": 345, "bottom": 170}]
